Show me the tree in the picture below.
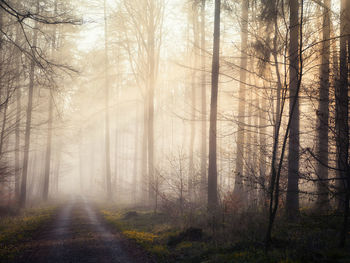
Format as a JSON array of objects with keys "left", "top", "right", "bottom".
[
  {"left": 188, "top": 1, "right": 199, "bottom": 201},
  {"left": 286, "top": 0, "right": 300, "bottom": 219},
  {"left": 265, "top": 0, "right": 304, "bottom": 249},
  {"left": 233, "top": 0, "right": 248, "bottom": 201},
  {"left": 43, "top": 0, "right": 58, "bottom": 202},
  {"left": 15, "top": 0, "right": 79, "bottom": 207},
  {"left": 315, "top": 0, "right": 331, "bottom": 211},
  {"left": 118, "top": 0, "right": 164, "bottom": 205},
  {"left": 19, "top": 9, "right": 38, "bottom": 207},
  {"left": 104, "top": 0, "right": 112, "bottom": 200},
  {"left": 336, "top": 0, "right": 350, "bottom": 248},
  {"left": 207, "top": 0, "right": 220, "bottom": 212},
  {"left": 200, "top": 0, "right": 207, "bottom": 200}
]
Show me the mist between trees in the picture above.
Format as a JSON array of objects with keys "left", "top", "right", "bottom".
[{"left": 0, "top": 0, "right": 350, "bottom": 255}]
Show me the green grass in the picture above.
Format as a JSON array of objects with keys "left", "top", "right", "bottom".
[
  {"left": 100, "top": 208, "right": 261, "bottom": 263},
  {"left": 101, "top": 207, "right": 350, "bottom": 263},
  {"left": 0, "top": 206, "right": 57, "bottom": 260}
]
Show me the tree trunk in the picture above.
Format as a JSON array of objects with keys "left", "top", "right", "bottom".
[
  {"left": 19, "top": 20, "right": 38, "bottom": 208},
  {"left": 0, "top": 88, "right": 9, "bottom": 155},
  {"left": 234, "top": 0, "right": 248, "bottom": 201},
  {"left": 200, "top": 0, "right": 207, "bottom": 200},
  {"left": 43, "top": 90, "right": 53, "bottom": 201},
  {"left": 133, "top": 107, "right": 139, "bottom": 204},
  {"left": 15, "top": 79, "right": 21, "bottom": 201},
  {"left": 142, "top": 100, "right": 148, "bottom": 201},
  {"left": 316, "top": 0, "right": 331, "bottom": 211},
  {"left": 259, "top": 79, "right": 267, "bottom": 205},
  {"left": 188, "top": 3, "right": 199, "bottom": 201},
  {"left": 104, "top": 0, "right": 112, "bottom": 200},
  {"left": 286, "top": 0, "right": 300, "bottom": 219},
  {"left": 43, "top": 1, "right": 57, "bottom": 202},
  {"left": 337, "top": 0, "right": 350, "bottom": 248},
  {"left": 54, "top": 142, "right": 61, "bottom": 195},
  {"left": 148, "top": 1, "right": 156, "bottom": 205},
  {"left": 207, "top": 0, "right": 220, "bottom": 212}
]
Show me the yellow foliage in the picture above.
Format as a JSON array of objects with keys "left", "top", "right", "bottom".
[
  {"left": 0, "top": 207, "right": 56, "bottom": 258},
  {"left": 123, "top": 230, "right": 158, "bottom": 243}
]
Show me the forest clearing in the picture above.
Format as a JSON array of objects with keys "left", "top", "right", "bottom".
[{"left": 0, "top": 0, "right": 350, "bottom": 262}]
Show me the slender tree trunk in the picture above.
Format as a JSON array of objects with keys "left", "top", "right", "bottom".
[
  {"left": 200, "top": 0, "right": 207, "bottom": 200},
  {"left": 133, "top": 107, "right": 139, "bottom": 204},
  {"left": 15, "top": 79, "right": 21, "bottom": 201},
  {"left": 266, "top": 1, "right": 304, "bottom": 249},
  {"left": 104, "top": 0, "right": 112, "bottom": 200},
  {"left": 336, "top": 0, "right": 349, "bottom": 211},
  {"left": 19, "top": 20, "right": 38, "bottom": 208},
  {"left": 316, "top": 0, "right": 331, "bottom": 211},
  {"left": 234, "top": 0, "right": 248, "bottom": 201},
  {"left": 43, "top": 2, "right": 57, "bottom": 202},
  {"left": 188, "top": 4, "right": 199, "bottom": 201},
  {"left": 0, "top": 88, "right": 9, "bottom": 155},
  {"left": 54, "top": 143, "right": 61, "bottom": 195},
  {"left": 337, "top": 0, "right": 350, "bottom": 248},
  {"left": 252, "top": 90, "right": 259, "bottom": 207},
  {"left": 142, "top": 100, "right": 148, "bottom": 201},
  {"left": 286, "top": 0, "right": 300, "bottom": 219},
  {"left": 148, "top": 1, "right": 155, "bottom": 204},
  {"left": 14, "top": 21, "right": 22, "bottom": 202},
  {"left": 114, "top": 129, "right": 119, "bottom": 198},
  {"left": 246, "top": 68, "right": 253, "bottom": 205},
  {"left": 207, "top": 0, "right": 220, "bottom": 212},
  {"left": 43, "top": 89, "right": 53, "bottom": 201},
  {"left": 259, "top": 80, "right": 267, "bottom": 204}
]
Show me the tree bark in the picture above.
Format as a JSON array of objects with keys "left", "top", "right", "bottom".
[
  {"left": 286, "top": 0, "right": 300, "bottom": 219},
  {"left": 19, "top": 17, "right": 38, "bottom": 208},
  {"left": 15, "top": 77, "right": 21, "bottom": 201},
  {"left": 188, "top": 3, "right": 199, "bottom": 201},
  {"left": 0, "top": 88, "right": 9, "bottom": 155},
  {"left": 43, "top": 89, "right": 53, "bottom": 201},
  {"left": 234, "top": 0, "right": 248, "bottom": 202},
  {"left": 147, "top": 0, "right": 156, "bottom": 204},
  {"left": 200, "top": 0, "right": 207, "bottom": 200},
  {"left": 207, "top": 0, "right": 220, "bottom": 212},
  {"left": 43, "top": 1, "right": 57, "bottom": 202},
  {"left": 316, "top": 0, "right": 331, "bottom": 211},
  {"left": 133, "top": 107, "right": 139, "bottom": 204},
  {"left": 142, "top": 100, "right": 148, "bottom": 201},
  {"left": 337, "top": 0, "right": 350, "bottom": 248},
  {"left": 104, "top": 0, "right": 112, "bottom": 200}
]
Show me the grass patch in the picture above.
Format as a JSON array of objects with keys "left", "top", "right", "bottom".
[
  {"left": 100, "top": 208, "right": 249, "bottom": 262},
  {"left": 0, "top": 206, "right": 57, "bottom": 260},
  {"left": 101, "top": 208, "right": 350, "bottom": 263}
]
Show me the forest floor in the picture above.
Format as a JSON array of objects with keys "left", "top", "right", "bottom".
[
  {"left": 2, "top": 197, "right": 151, "bottom": 263},
  {"left": 2, "top": 199, "right": 350, "bottom": 263},
  {"left": 100, "top": 206, "right": 350, "bottom": 263}
]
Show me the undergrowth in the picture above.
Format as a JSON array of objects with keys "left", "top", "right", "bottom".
[
  {"left": 101, "top": 207, "right": 350, "bottom": 263},
  {"left": 0, "top": 206, "right": 57, "bottom": 261}
]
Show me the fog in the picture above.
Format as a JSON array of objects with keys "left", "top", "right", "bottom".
[{"left": 1, "top": 0, "right": 350, "bottom": 248}]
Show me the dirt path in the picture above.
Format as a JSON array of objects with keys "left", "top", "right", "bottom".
[{"left": 13, "top": 197, "right": 142, "bottom": 263}]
